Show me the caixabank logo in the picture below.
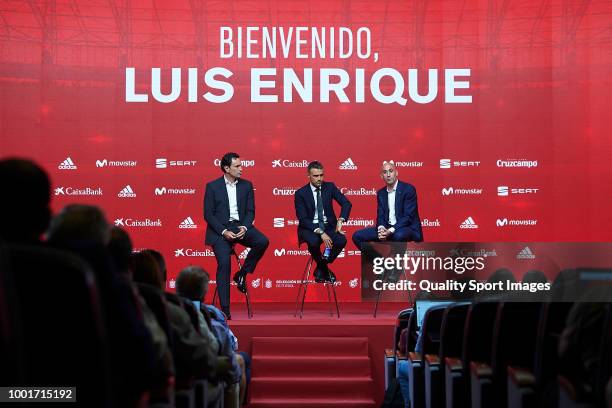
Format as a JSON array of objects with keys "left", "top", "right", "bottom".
[
  {"left": 54, "top": 186, "right": 102, "bottom": 196},
  {"left": 272, "top": 159, "right": 309, "bottom": 168},
  {"left": 114, "top": 218, "right": 162, "bottom": 228},
  {"left": 174, "top": 248, "right": 215, "bottom": 257}
]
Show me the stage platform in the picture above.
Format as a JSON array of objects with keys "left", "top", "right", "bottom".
[{"left": 227, "top": 302, "right": 405, "bottom": 407}]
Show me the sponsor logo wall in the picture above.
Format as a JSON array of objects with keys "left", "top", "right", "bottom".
[
  {"left": 47, "top": 153, "right": 544, "bottom": 302},
  {"left": 7, "top": 1, "right": 606, "bottom": 301}
]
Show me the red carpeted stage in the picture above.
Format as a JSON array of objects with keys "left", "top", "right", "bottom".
[{"left": 226, "top": 301, "right": 403, "bottom": 408}]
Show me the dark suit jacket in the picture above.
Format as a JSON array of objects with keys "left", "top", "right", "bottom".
[
  {"left": 294, "top": 181, "right": 352, "bottom": 233},
  {"left": 203, "top": 176, "right": 255, "bottom": 245},
  {"left": 377, "top": 180, "right": 423, "bottom": 242}
]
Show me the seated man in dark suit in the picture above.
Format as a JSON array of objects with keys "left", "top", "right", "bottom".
[
  {"left": 352, "top": 160, "right": 423, "bottom": 251},
  {"left": 204, "top": 152, "right": 269, "bottom": 319},
  {"left": 294, "top": 161, "right": 352, "bottom": 283}
]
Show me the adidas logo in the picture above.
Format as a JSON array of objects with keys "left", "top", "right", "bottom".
[
  {"left": 459, "top": 216, "right": 478, "bottom": 229},
  {"left": 118, "top": 185, "right": 136, "bottom": 198},
  {"left": 339, "top": 158, "right": 358, "bottom": 170},
  {"left": 516, "top": 246, "right": 536, "bottom": 259},
  {"left": 58, "top": 157, "right": 77, "bottom": 170},
  {"left": 178, "top": 216, "right": 197, "bottom": 229}
]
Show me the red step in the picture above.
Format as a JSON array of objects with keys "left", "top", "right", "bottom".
[
  {"left": 249, "top": 377, "right": 375, "bottom": 400},
  {"left": 252, "top": 336, "right": 369, "bottom": 357},
  {"left": 249, "top": 398, "right": 376, "bottom": 408},
  {"left": 252, "top": 356, "right": 371, "bottom": 377}
]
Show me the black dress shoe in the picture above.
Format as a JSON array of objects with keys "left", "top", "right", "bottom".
[
  {"left": 313, "top": 267, "right": 326, "bottom": 283},
  {"left": 233, "top": 271, "right": 247, "bottom": 293},
  {"left": 326, "top": 268, "right": 337, "bottom": 283}
]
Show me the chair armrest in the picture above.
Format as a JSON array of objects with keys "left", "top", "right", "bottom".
[
  {"left": 408, "top": 352, "right": 422, "bottom": 363},
  {"left": 558, "top": 375, "right": 577, "bottom": 401},
  {"left": 470, "top": 361, "right": 492, "bottom": 379},
  {"left": 425, "top": 354, "right": 440, "bottom": 365},
  {"left": 445, "top": 357, "right": 463, "bottom": 371},
  {"left": 507, "top": 366, "right": 535, "bottom": 387}
]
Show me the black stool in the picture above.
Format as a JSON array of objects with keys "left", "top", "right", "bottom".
[
  {"left": 294, "top": 254, "right": 340, "bottom": 319},
  {"left": 211, "top": 246, "right": 253, "bottom": 319}
]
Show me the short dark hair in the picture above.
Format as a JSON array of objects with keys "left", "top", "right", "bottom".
[
  {"left": 141, "top": 249, "right": 167, "bottom": 283},
  {"left": 0, "top": 158, "right": 51, "bottom": 242},
  {"left": 220, "top": 152, "right": 240, "bottom": 173},
  {"left": 47, "top": 204, "right": 110, "bottom": 245},
  {"left": 130, "top": 251, "right": 163, "bottom": 289},
  {"left": 176, "top": 265, "right": 210, "bottom": 300},
  {"left": 307, "top": 161, "right": 323, "bottom": 173},
  {"left": 108, "top": 227, "right": 132, "bottom": 273}
]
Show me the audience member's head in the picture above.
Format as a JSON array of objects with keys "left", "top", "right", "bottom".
[
  {"left": 141, "top": 249, "right": 167, "bottom": 285},
  {"left": 487, "top": 268, "right": 516, "bottom": 284},
  {"left": 0, "top": 158, "right": 51, "bottom": 243},
  {"left": 130, "top": 251, "right": 163, "bottom": 289},
  {"left": 108, "top": 227, "right": 132, "bottom": 276},
  {"left": 175, "top": 265, "right": 210, "bottom": 301},
  {"left": 47, "top": 204, "right": 110, "bottom": 245},
  {"left": 522, "top": 269, "right": 548, "bottom": 284}
]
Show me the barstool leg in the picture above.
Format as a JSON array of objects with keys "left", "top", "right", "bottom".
[
  {"left": 299, "top": 257, "right": 314, "bottom": 319},
  {"left": 233, "top": 248, "right": 253, "bottom": 319},
  {"left": 331, "top": 283, "right": 340, "bottom": 318},
  {"left": 212, "top": 286, "right": 219, "bottom": 308},
  {"left": 326, "top": 283, "right": 333, "bottom": 317},
  {"left": 373, "top": 285, "right": 383, "bottom": 318},
  {"left": 294, "top": 256, "right": 312, "bottom": 317}
]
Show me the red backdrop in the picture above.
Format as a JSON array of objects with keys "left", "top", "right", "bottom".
[{"left": 1, "top": 0, "right": 611, "bottom": 301}]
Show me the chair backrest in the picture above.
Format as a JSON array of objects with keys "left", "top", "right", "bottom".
[
  {"left": 393, "top": 308, "right": 413, "bottom": 356},
  {"left": 439, "top": 303, "right": 470, "bottom": 361},
  {"left": 533, "top": 302, "right": 573, "bottom": 385},
  {"left": 489, "top": 302, "right": 543, "bottom": 407},
  {"left": 462, "top": 301, "right": 499, "bottom": 372},
  {"left": 7, "top": 244, "right": 112, "bottom": 407},
  {"left": 404, "top": 306, "right": 420, "bottom": 354},
  {"left": 421, "top": 305, "right": 448, "bottom": 355}
]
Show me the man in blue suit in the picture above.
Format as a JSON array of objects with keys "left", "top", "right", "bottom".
[
  {"left": 204, "top": 152, "right": 269, "bottom": 319},
  {"left": 294, "top": 161, "right": 352, "bottom": 283},
  {"left": 352, "top": 160, "right": 423, "bottom": 251}
]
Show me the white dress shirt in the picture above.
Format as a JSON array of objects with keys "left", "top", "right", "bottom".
[
  {"left": 379, "top": 181, "right": 398, "bottom": 233},
  {"left": 225, "top": 176, "right": 240, "bottom": 222}
]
